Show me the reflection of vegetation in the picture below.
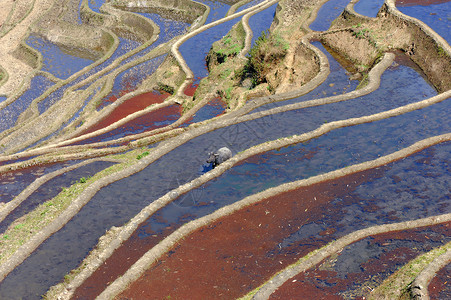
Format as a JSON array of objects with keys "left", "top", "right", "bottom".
[{"left": 239, "top": 30, "right": 289, "bottom": 87}]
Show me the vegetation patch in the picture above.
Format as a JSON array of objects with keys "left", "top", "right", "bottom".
[{"left": 238, "top": 30, "right": 289, "bottom": 88}]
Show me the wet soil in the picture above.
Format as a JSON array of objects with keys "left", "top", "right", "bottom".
[
  {"left": 429, "top": 262, "right": 451, "bottom": 300},
  {"left": 271, "top": 222, "right": 450, "bottom": 299}
]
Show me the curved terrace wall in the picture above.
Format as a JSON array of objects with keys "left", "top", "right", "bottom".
[
  {"left": 110, "top": 0, "right": 207, "bottom": 23},
  {"left": 324, "top": 0, "right": 451, "bottom": 92}
]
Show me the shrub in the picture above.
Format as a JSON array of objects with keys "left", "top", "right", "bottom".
[{"left": 239, "top": 30, "right": 289, "bottom": 87}]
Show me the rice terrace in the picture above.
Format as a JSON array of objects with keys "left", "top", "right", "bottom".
[{"left": 0, "top": 0, "right": 450, "bottom": 299}]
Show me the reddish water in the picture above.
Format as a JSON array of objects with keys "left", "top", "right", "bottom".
[
  {"left": 114, "top": 168, "right": 383, "bottom": 299},
  {"left": 83, "top": 91, "right": 170, "bottom": 135},
  {"left": 184, "top": 83, "right": 198, "bottom": 97},
  {"left": 429, "top": 261, "right": 451, "bottom": 299}
]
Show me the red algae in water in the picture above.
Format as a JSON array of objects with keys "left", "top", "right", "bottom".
[
  {"left": 429, "top": 260, "right": 451, "bottom": 299},
  {"left": 83, "top": 91, "right": 170, "bottom": 134},
  {"left": 184, "top": 82, "right": 198, "bottom": 97},
  {"left": 117, "top": 169, "right": 382, "bottom": 299}
]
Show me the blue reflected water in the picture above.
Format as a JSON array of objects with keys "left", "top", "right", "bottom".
[
  {"left": 88, "top": 0, "right": 104, "bottom": 13},
  {"left": 180, "top": 18, "right": 239, "bottom": 82},
  {"left": 398, "top": 1, "right": 451, "bottom": 43},
  {"left": 196, "top": 0, "right": 230, "bottom": 23},
  {"left": 97, "top": 55, "right": 166, "bottom": 110},
  {"left": 147, "top": 97, "right": 449, "bottom": 234},
  {"left": 0, "top": 161, "right": 116, "bottom": 234},
  {"left": 26, "top": 36, "right": 95, "bottom": 80},
  {"left": 237, "top": 0, "right": 267, "bottom": 13},
  {"left": 0, "top": 76, "right": 54, "bottom": 133},
  {"left": 248, "top": 3, "right": 278, "bottom": 48},
  {"left": 310, "top": 0, "right": 350, "bottom": 31},
  {"left": 0, "top": 161, "right": 76, "bottom": 204},
  {"left": 354, "top": 0, "right": 385, "bottom": 18}
]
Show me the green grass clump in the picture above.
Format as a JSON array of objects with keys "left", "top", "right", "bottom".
[
  {"left": 136, "top": 151, "right": 150, "bottom": 160},
  {"left": 238, "top": 30, "right": 289, "bottom": 87}
]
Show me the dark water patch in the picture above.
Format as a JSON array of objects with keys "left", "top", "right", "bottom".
[
  {"left": 397, "top": 1, "right": 451, "bottom": 43},
  {"left": 26, "top": 36, "right": 95, "bottom": 80},
  {"left": 0, "top": 161, "right": 116, "bottom": 234},
  {"left": 248, "top": 3, "right": 278, "bottom": 48},
  {"left": 0, "top": 75, "right": 54, "bottom": 133},
  {"left": 354, "top": 0, "right": 385, "bottom": 18},
  {"left": 255, "top": 42, "right": 359, "bottom": 111},
  {"left": 0, "top": 162, "right": 75, "bottom": 204},
  {"left": 274, "top": 223, "right": 450, "bottom": 299},
  {"left": 310, "top": 0, "right": 350, "bottom": 31},
  {"left": 96, "top": 55, "right": 166, "bottom": 110},
  {"left": 429, "top": 261, "right": 451, "bottom": 299},
  {"left": 179, "top": 18, "right": 239, "bottom": 82},
  {"left": 0, "top": 61, "right": 441, "bottom": 297},
  {"left": 79, "top": 103, "right": 181, "bottom": 145},
  {"left": 185, "top": 97, "right": 226, "bottom": 125}
]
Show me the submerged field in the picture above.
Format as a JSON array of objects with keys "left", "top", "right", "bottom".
[{"left": 0, "top": 0, "right": 450, "bottom": 299}]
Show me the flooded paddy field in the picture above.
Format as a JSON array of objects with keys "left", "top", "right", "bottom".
[{"left": 0, "top": 0, "right": 449, "bottom": 299}]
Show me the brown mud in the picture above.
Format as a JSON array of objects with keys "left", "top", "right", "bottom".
[
  {"left": 271, "top": 222, "right": 450, "bottom": 299},
  {"left": 428, "top": 262, "right": 451, "bottom": 300}
]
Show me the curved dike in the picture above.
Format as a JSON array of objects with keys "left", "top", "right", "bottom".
[
  {"left": 118, "top": 142, "right": 451, "bottom": 299},
  {"left": 3, "top": 54, "right": 440, "bottom": 299},
  {"left": 72, "top": 57, "right": 440, "bottom": 296}
]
